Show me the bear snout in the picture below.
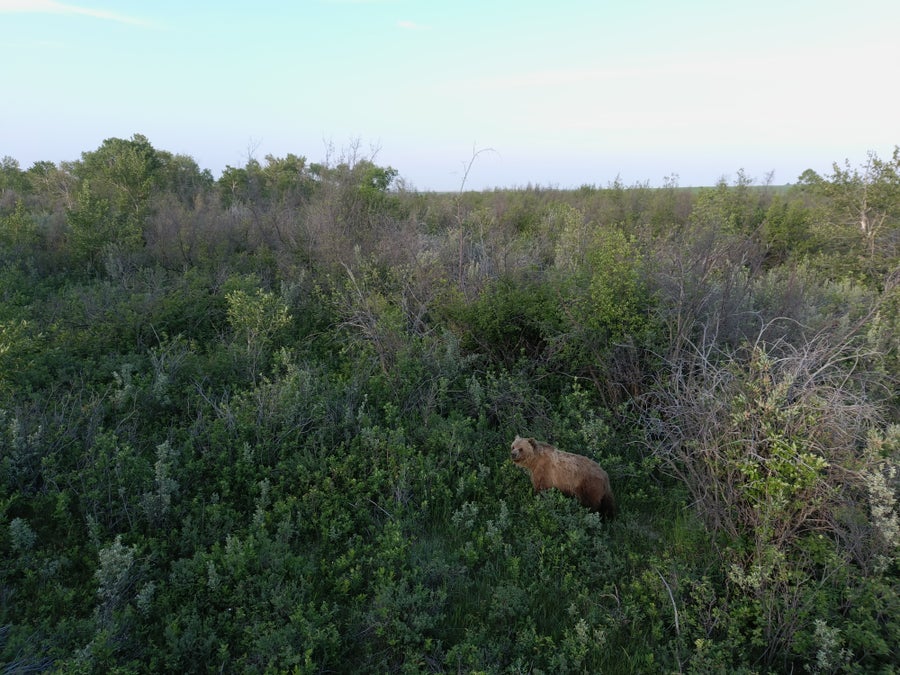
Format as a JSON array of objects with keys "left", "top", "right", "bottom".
[{"left": 510, "top": 449, "right": 520, "bottom": 462}]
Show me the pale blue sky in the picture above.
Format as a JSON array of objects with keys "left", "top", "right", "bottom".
[{"left": 2, "top": 0, "right": 898, "bottom": 190}]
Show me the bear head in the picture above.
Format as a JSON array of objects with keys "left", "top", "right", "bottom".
[{"left": 510, "top": 435, "right": 538, "bottom": 464}]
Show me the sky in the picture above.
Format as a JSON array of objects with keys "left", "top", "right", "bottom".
[{"left": 1, "top": 0, "right": 899, "bottom": 191}]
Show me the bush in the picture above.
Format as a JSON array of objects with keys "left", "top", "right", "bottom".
[{"left": 647, "top": 326, "right": 897, "bottom": 668}]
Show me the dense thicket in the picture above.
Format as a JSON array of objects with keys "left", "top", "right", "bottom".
[{"left": 1, "top": 136, "right": 898, "bottom": 673}]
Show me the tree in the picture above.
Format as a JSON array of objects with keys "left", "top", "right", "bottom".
[
  {"left": 66, "top": 135, "right": 167, "bottom": 269},
  {"left": 26, "top": 160, "right": 77, "bottom": 211},
  {"left": 690, "top": 169, "right": 769, "bottom": 235},
  {"left": 261, "top": 153, "right": 315, "bottom": 206},
  {"left": 0, "top": 156, "right": 29, "bottom": 205},
  {"left": 73, "top": 134, "right": 162, "bottom": 219},
  {"left": 555, "top": 225, "right": 656, "bottom": 403},
  {"left": 799, "top": 147, "right": 900, "bottom": 270},
  {"left": 0, "top": 200, "right": 37, "bottom": 250},
  {"left": 226, "top": 284, "right": 292, "bottom": 382},
  {"left": 66, "top": 181, "right": 142, "bottom": 269},
  {"left": 156, "top": 151, "right": 214, "bottom": 206},
  {"left": 760, "top": 196, "right": 813, "bottom": 265},
  {"left": 218, "top": 158, "right": 266, "bottom": 209}
]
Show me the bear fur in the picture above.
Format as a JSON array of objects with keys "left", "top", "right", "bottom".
[{"left": 510, "top": 435, "right": 617, "bottom": 519}]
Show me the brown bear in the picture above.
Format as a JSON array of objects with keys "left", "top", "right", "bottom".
[{"left": 510, "top": 435, "right": 617, "bottom": 518}]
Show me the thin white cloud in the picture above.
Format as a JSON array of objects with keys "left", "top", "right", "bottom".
[
  {"left": 398, "top": 20, "right": 430, "bottom": 31},
  {"left": 0, "top": 0, "right": 158, "bottom": 27}
]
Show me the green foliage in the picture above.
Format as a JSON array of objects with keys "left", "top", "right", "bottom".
[
  {"left": 798, "top": 147, "right": 900, "bottom": 278},
  {"left": 761, "top": 196, "right": 813, "bottom": 264},
  {"left": 225, "top": 283, "right": 292, "bottom": 381},
  {"left": 357, "top": 163, "right": 399, "bottom": 207},
  {"left": 261, "top": 153, "right": 315, "bottom": 207},
  {"left": 218, "top": 158, "right": 266, "bottom": 209},
  {"left": 580, "top": 228, "right": 652, "bottom": 342},
  {"left": 1, "top": 138, "right": 898, "bottom": 673},
  {"left": 553, "top": 226, "right": 659, "bottom": 404},
  {"left": 73, "top": 134, "right": 162, "bottom": 214},
  {"left": 448, "top": 273, "right": 562, "bottom": 367},
  {"left": 67, "top": 180, "right": 144, "bottom": 269},
  {"left": 551, "top": 203, "right": 591, "bottom": 269},
  {"left": 690, "top": 169, "right": 768, "bottom": 234},
  {"left": 219, "top": 153, "right": 316, "bottom": 210},
  {"left": 0, "top": 200, "right": 38, "bottom": 251},
  {"left": 0, "top": 155, "right": 30, "bottom": 198},
  {"left": 650, "top": 337, "right": 898, "bottom": 670},
  {"left": 0, "top": 318, "right": 36, "bottom": 395}
]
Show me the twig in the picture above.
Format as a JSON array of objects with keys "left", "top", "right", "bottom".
[{"left": 655, "top": 568, "right": 680, "bottom": 635}]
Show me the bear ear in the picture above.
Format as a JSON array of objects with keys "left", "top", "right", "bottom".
[{"left": 527, "top": 437, "right": 538, "bottom": 450}]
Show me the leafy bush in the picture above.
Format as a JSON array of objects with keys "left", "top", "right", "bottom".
[{"left": 648, "top": 329, "right": 897, "bottom": 669}]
